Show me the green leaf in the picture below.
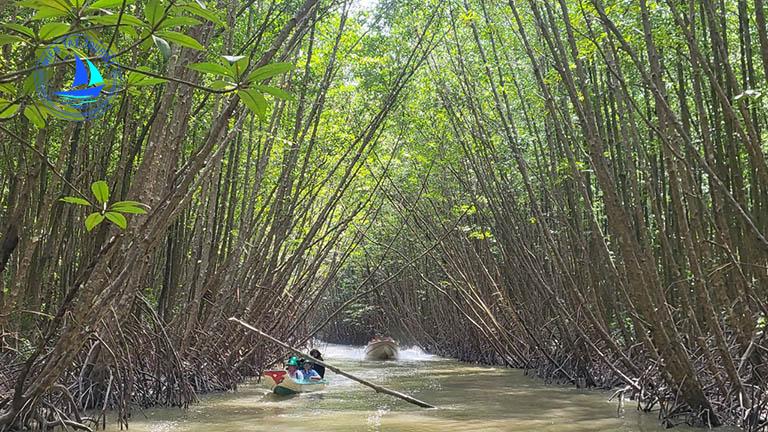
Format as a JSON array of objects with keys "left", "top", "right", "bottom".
[
  {"left": 127, "top": 72, "right": 167, "bottom": 87},
  {"left": 23, "top": 105, "right": 46, "bottom": 128},
  {"left": 188, "top": 62, "right": 232, "bottom": 77},
  {"left": 85, "top": 13, "right": 144, "bottom": 27},
  {"left": 145, "top": 0, "right": 162, "bottom": 26},
  {"left": 88, "top": 0, "right": 134, "bottom": 9},
  {"left": 209, "top": 79, "right": 235, "bottom": 91},
  {"left": 0, "top": 100, "right": 20, "bottom": 119},
  {"left": 126, "top": 67, "right": 167, "bottom": 86},
  {"left": 180, "top": 3, "right": 225, "bottom": 27},
  {"left": 18, "top": 0, "right": 70, "bottom": 13},
  {"left": 110, "top": 200, "right": 148, "bottom": 214},
  {"left": 38, "top": 22, "right": 70, "bottom": 40},
  {"left": 254, "top": 85, "right": 294, "bottom": 101},
  {"left": 138, "top": 30, "right": 153, "bottom": 50},
  {"left": 32, "top": 6, "right": 69, "bottom": 19},
  {"left": 223, "top": 55, "right": 248, "bottom": 78},
  {"left": 22, "top": 75, "right": 37, "bottom": 96},
  {"left": 246, "top": 62, "right": 293, "bottom": 83},
  {"left": 61, "top": 45, "right": 90, "bottom": 60},
  {"left": 110, "top": 204, "right": 146, "bottom": 214},
  {"left": 91, "top": 180, "right": 110, "bottom": 204},
  {"left": 44, "top": 101, "right": 84, "bottom": 121},
  {"left": 59, "top": 196, "right": 92, "bottom": 206},
  {"left": 17, "top": 0, "right": 72, "bottom": 20},
  {"left": 2, "top": 23, "right": 35, "bottom": 38},
  {"left": 238, "top": 88, "right": 267, "bottom": 119},
  {"left": 0, "top": 34, "right": 27, "bottom": 45},
  {"left": 120, "top": 24, "right": 138, "bottom": 38},
  {"left": 157, "top": 16, "right": 201, "bottom": 29},
  {"left": 152, "top": 35, "right": 171, "bottom": 59},
  {"left": 156, "top": 30, "right": 204, "bottom": 50},
  {"left": 105, "top": 211, "right": 127, "bottom": 229},
  {"left": 111, "top": 200, "right": 144, "bottom": 207},
  {"left": 85, "top": 212, "right": 105, "bottom": 231},
  {"left": 134, "top": 76, "right": 167, "bottom": 86}
]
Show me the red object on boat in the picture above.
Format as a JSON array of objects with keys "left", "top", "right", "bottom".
[{"left": 264, "top": 370, "right": 287, "bottom": 384}]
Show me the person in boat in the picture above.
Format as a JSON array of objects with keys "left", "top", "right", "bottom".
[
  {"left": 300, "top": 358, "right": 322, "bottom": 381},
  {"left": 309, "top": 349, "right": 325, "bottom": 378},
  {"left": 286, "top": 356, "right": 304, "bottom": 380},
  {"left": 369, "top": 335, "right": 393, "bottom": 344}
]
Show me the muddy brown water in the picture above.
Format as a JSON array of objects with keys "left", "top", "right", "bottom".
[{"left": 106, "top": 344, "right": 740, "bottom": 431}]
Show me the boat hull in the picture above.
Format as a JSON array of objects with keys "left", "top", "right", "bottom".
[
  {"left": 365, "top": 340, "right": 398, "bottom": 360},
  {"left": 262, "top": 371, "right": 326, "bottom": 395}
]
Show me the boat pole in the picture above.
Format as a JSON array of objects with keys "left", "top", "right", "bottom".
[{"left": 228, "top": 317, "right": 436, "bottom": 409}]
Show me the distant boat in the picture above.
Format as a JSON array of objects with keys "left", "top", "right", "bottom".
[
  {"left": 55, "top": 55, "right": 104, "bottom": 103},
  {"left": 365, "top": 338, "right": 398, "bottom": 360},
  {"left": 262, "top": 370, "right": 327, "bottom": 395}
]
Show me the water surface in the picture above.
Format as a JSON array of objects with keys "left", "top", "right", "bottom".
[{"left": 109, "top": 344, "right": 735, "bottom": 431}]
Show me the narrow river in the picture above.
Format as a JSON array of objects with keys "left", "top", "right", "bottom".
[{"left": 108, "top": 344, "right": 737, "bottom": 431}]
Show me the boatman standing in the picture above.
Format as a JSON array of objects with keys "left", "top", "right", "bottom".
[{"left": 309, "top": 349, "right": 325, "bottom": 378}]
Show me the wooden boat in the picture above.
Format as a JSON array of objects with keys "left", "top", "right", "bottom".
[
  {"left": 365, "top": 338, "right": 398, "bottom": 360},
  {"left": 262, "top": 370, "right": 327, "bottom": 395}
]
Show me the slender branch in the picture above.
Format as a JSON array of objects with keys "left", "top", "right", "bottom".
[{"left": 0, "top": 124, "right": 88, "bottom": 198}]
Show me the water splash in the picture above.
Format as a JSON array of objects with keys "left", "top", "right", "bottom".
[
  {"left": 316, "top": 343, "right": 439, "bottom": 362},
  {"left": 397, "top": 346, "right": 439, "bottom": 362}
]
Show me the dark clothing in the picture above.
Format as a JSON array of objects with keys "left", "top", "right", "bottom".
[
  {"left": 313, "top": 363, "right": 325, "bottom": 378},
  {"left": 309, "top": 350, "right": 325, "bottom": 378}
]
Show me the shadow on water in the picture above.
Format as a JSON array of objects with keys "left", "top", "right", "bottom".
[{"left": 107, "top": 344, "right": 743, "bottom": 432}]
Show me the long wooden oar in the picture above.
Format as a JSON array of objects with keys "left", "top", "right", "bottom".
[{"left": 228, "top": 317, "right": 436, "bottom": 408}]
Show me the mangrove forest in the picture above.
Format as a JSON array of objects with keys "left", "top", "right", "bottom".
[{"left": 0, "top": 0, "right": 767, "bottom": 430}]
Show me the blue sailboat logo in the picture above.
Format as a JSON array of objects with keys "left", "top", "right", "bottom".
[
  {"left": 35, "top": 33, "right": 123, "bottom": 120},
  {"left": 55, "top": 55, "right": 104, "bottom": 103}
]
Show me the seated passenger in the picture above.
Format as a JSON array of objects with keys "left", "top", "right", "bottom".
[
  {"left": 309, "top": 349, "right": 325, "bottom": 378},
  {"left": 286, "top": 356, "right": 304, "bottom": 380},
  {"left": 301, "top": 359, "right": 322, "bottom": 380}
]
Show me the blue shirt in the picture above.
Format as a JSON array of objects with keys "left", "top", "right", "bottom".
[{"left": 302, "top": 368, "right": 320, "bottom": 380}]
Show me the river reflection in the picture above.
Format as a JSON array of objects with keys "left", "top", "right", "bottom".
[{"left": 106, "top": 344, "right": 740, "bottom": 432}]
